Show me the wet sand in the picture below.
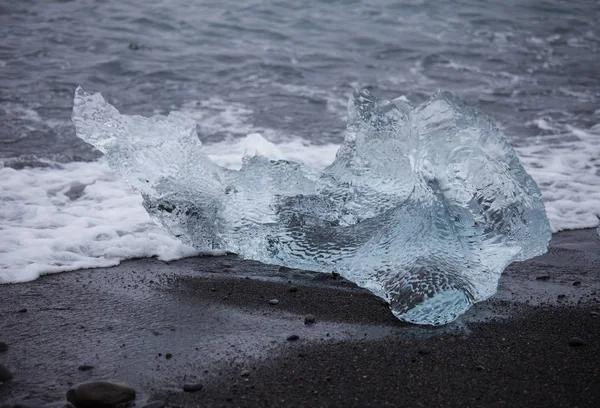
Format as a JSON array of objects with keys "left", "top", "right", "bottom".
[{"left": 0, "top": 229, "right": 599, "bottom": 407}]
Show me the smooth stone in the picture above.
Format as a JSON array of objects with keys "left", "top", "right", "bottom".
[
  {"left": 240, "top": 369, "right": 250, "bottom": 377},
  {"left": 142, "top": 401, "right": 165, "bottom": 408},
  {"left": 287, "top": 334, "right": 299, "bottom": 342},
  {"left": 66, "top": 381, "right": 136, "bottom": 408},
  {"left": 268, "top": 299, "right": 279, "bottom": 305},
  {"left": 0, "top": 341, "right": 8, "bottom": 352},
  {"left": 77, "top": 365, "right": 94, "bottom": 372},
  {"left": 288, "top": 286, "right": 298, "bottom": 293},
  {"left": 183, "top": 383, "right": 203, "bottom": 392},
  {"left": 18, "top": 308, "right": 28, "bottom": 313},
  {"left": 568, "top": 337, "right": 586, "bottom": 347},
  {"left": 572, "top": 281, "right": 581, "bottom": 286},
  {"left": 304, "top": 314, "right": 316, "bottom": 325},
  {"left": 0, "top": 363, "right": 13, "bottom": 382}
]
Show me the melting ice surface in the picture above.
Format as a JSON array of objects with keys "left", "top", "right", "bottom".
[{"left": 72, "top": 87, "right": 552, "bottom": 325}]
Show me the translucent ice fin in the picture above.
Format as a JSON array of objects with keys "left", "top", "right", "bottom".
[{"left": 73, "top": 86, "right": 552, "bottom": 325}]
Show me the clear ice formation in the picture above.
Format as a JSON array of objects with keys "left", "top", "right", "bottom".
[{"left": 72, "top": 86, "right": 552, "bottom": 325}]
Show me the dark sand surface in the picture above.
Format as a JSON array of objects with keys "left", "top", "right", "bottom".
[{"left": 0, "top": 229, "right": 599, "bottom": 407}]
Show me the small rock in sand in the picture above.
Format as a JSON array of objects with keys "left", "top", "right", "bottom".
[
  {"left": 142, "top": 401, "right": 165, "bottom": 408},
  {"left": 288, "top": 286, "right": 298, "bottom": 293},
  {"left": 268, "top": 299, "right": 280, "bottom": 305},
  {"left": 535, "top": 275, "right": 550, "bottom": 281},
  {"left": 18, "top": 308, "right": 27, "bottom": 313},
  {"left": 304, "top": 314, "right": 316, "bottom": 325},
  {"left": 0, "top": 341, "right": 8, "bottom": 352},
  {"left": 568, "top": 337, "right": 586, "bottom": 347},
  {"left": 0, "top": 363, "right": 13, "bottom": 382},
  {"left": 165, "top": 353, "right": 172, "bottom": 360},
  {"left": 183, "top": 383, "right": 203, "bottom": 392},
  {"left": 287, "top": 334, "right": 300, "bottom": 342},
  {"left": 66, "top": 380, "right": 136, "bottom": 408},
  {"left": 572, "top": 281, "right": 581, "bottom": 286},
  {"left": 240, "top": 369, "right": 251, "bottom": 377},
  {"left": 77, "top": 365, "right": 94, "bottom": 372}
]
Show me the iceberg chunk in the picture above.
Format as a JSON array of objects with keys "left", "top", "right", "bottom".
[{"left": 72, "top": 87, "right": 552, "bottom": 325}]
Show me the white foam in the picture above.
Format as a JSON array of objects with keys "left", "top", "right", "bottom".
[
  {"left": 177, "top": 97, "right": 256, "bottom": 137},
  {"left": 1, "top": 118, "right": 598, "bottom": 283},
  {"left": 0, "top": 161, "right": 200, "bottom": 283},
  {"left": 516, "top": 121, "right": 600, "bottom": 232},
  {"left": 205, "top": 132, "right": 339, "bottom": 171},
  {"left": 0, "top": 134, "right": 338, "bottom": 283}
]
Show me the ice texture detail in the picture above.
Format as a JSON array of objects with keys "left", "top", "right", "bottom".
[{"left": 72, "top": 86, "right": 552, "bottom": 325}]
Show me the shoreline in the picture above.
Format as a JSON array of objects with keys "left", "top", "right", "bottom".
[{"left": 0, "top": 228, "right": 599, "bottom": 407}]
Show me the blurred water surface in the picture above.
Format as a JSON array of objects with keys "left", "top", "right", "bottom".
[{"left": 1, "top": 0, "right": 598, "bottom": 162}]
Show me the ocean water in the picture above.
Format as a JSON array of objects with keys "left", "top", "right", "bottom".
[{"left": 1, "top": 0, "right": 599, "bottom": 283}]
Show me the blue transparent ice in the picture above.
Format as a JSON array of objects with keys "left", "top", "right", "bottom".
[{"left": 72, "top": 87, "right": 551, "bottom": 325}]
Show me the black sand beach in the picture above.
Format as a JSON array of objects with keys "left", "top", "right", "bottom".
[{"left": 1, "top": 228, "right": 599, "bottom": 407}]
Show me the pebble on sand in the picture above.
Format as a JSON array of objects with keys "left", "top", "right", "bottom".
[
  {"left": 183, "top": 383, "right": 203, "bottom": 392},
  {"left": 240, "top": 369, "right": 251, "bottom": 377},
  {"left": 288, "top": 286, "right": 298, "bottom": 293},
  {"left": 66, "top": 381, "right": 136, "bottom": 408},
  {"left": 77, "top": 365, "right": 94, "bottom": 372},
  {"left": 287, "top": 334, "right": 300, "bottom": 342},
  {"left": 0, "top": 341, "right": 8, "bottom": 352},
  {"left": 268, "top": 299, "right": 280, "bottom": 305},
  {"left": 0, "top": 363, "right": 12, "bottom": 382},
  {"left": 568, "top": 337, "right": 586, "bottom": 347},
  {"left": 304, "top": 314, "right": 316, "bottom": 325}
]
